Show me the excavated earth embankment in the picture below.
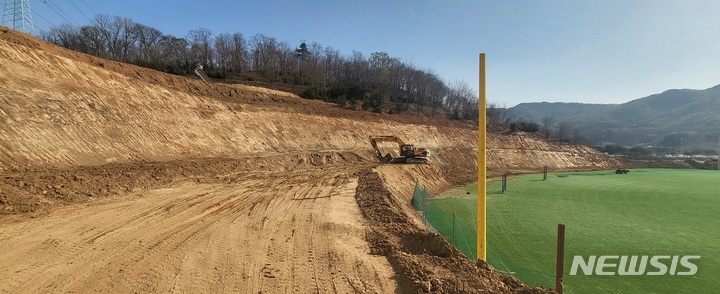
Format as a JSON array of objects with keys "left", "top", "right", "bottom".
[{"left": 0, "top": 27, "right": 617, "bottom": 293}]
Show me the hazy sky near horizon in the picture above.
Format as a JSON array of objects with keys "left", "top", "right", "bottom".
[{"left": 18, "top": 0, "right": 720, "bottom": 106}]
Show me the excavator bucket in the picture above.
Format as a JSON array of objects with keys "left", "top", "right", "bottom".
[{"left": 381, "top": 154, "right": 394, "bottom": 163}]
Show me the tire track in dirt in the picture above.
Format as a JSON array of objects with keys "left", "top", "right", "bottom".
[
  {"left": 0, "top": 162, "right": 396, "bottom": 293},
  {"left": 2, "top": 184, "right": 248, "bottom": 292}
]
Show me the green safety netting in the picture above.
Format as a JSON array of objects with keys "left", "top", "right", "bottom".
[{"left": 412, "top": 180, "right": 477, "bottom": 260}]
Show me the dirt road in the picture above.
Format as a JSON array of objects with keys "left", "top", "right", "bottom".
[{"left": 0, "top": 156, "right": 398, "bottom": 293}]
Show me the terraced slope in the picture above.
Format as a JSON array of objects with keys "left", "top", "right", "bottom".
[{"left": 0, "top": 27, "right": 616, "bottom": 293}]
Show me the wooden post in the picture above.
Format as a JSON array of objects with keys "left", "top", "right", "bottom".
[
  {"left": 556, "top": 224, "right": 566, "bottom": 294},
  {"left": 543, "top": 166, "right": 548, "bottom": 181}
]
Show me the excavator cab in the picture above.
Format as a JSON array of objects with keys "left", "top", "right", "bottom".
[
  {"left": 400, "top": 144, "right": 415, "bottom": 157},
  {"left": 400, "top": 144, "right": 429, "bottom": 158},
  {"left": 369, "top": 135, "right": 429, "bottom": 164}
]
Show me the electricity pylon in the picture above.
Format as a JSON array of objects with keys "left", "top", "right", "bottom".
[{"left": 2, "top": 0, "right": 34, "bottom": 34}]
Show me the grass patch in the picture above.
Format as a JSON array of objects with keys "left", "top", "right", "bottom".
[{"left": 429, "top": 169, "right": 719, "bottom": 293}]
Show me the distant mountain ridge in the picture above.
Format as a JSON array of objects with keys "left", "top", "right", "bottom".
[{"left": 508, "top": 84, "right": 720, "bottom": 147}]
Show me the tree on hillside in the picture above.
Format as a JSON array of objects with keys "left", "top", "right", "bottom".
[
  {"left": 230, "top": 33, "right": 249, "bottom": 73},
  {"left": 249, "top": 34, "right": 278, "bottom": 75},
  {"left": 602, "top": 144, "right": 627, "bottom": 155},
  {"left": 158, "top": 35, "right": 190, "bottom": 74},
  {"left": 133, "top": 23, "right": 163, "bottom": 66},
  {"left": 43, "top": 24, "right": 83, "bottom": 50},
  {"left": 188, "top": 28, "right": 214, "bottom": 69},
  {"left": 79, "top": 25, "right": 107, "bottom": 57},
  {"left": 541, "top": 115, "right": 554, "bottom": 139},
  {"left": 487, "top": 102, "right": 510, "bottom": 130},
  {"left": 627, "top": 146, "right": 651, "bottom": 158},
  {"left": 516, "top": 121, "right": 540, "bottom": 132},
  {"left": 295, "top": 42, "right": 310, "bottom": 70},
  {"left": 447, "top": 80, "right": 474, "bottom": 119},
  {"left": 214, "top": 33, "right": 233, "bottom": 74},
  {"left": 41, "top": 14, "right": 483, "bottom": 120},
  {"left": 302, "top": 42, "right": 325, "bottom": 86},
  {"left": 572, "top": 128, "right": 586, "bottom": 145},
  {"left": 90, "top": 15, "right": 136, "bottom": 61},
  {"left": 555, "top": 121, "right": 571, "bottom": 142},
  {"left": 323, "top": 46, "right": 342, "bottom": 85}
]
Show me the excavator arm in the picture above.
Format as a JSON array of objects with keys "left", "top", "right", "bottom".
[
  {"left": 368, "top": 135, "right": 428, "bottom": 164},
  {"left": 369, "top": 136, "right": 404, "bottom": 162}
]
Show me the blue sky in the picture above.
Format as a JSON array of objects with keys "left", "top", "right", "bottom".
[{"left": 11, "top": 0, "right": 720, "bottom": 106}]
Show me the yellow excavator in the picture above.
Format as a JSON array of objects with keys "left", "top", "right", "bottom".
[{"left": 369, "top": 135, "right": 429, "bottom": 164}]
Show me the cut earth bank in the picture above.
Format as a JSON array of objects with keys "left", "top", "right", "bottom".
[{"left": 0, "top": 27, "right": 619, "bottom": 293}]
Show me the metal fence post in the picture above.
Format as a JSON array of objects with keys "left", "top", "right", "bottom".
[
  {"left": 556, "top": 224, "right": 566, "bottom": 294},
  {"left": 452, "top": 212, "right": 456, "bottom": 245},
  {"left": 422, "top": 199, "right": 426, "bottom": 226},
  {"left": 501, "top": 174, "right": 507, "bottom": 193}
]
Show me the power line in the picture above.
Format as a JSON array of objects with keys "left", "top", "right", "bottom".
[
  {"left": 48, "top": 0, "right": 77, "bottom": 25},
  {"left": 42, "top": 0, "right": 78, "bottom": 26},
  {"left": 78, "top": 0, "right": 96, "bottom": 16},
  {"left": 66, "top": 0, "right": 90, "bottom": 22},
  {"left": 45, "top": 3, "right": 73, "bottom": 25},
  {"left": 33, "top": 10, "right": 56, "bottom": 28},
  {"left": 33, "top": 24, "right": 46, "bottom": 35}
]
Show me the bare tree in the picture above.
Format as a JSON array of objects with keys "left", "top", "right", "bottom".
[
  {"left": 348, "top": 51, "right": 368, "bottom": 86},
  {"left": 572, "top": 128, "right": 595, "bottom": 145},
  {"left": 158, "top": 35, "right": 189, "bottom": 72},
  {"left": 427, "top": 74, "right": 448, "bottom": 117},
  {"left": 43, "top": 24, "right": 83, "bottom": 51},
  {"left": 115, "top": 17, "right": 137, "bottom": 61},
  {"left": 90, "top": 15, "right": 136, "bottom": 61},
  {"left": 498, "top": 102, "right": 511, "bottom": 124},
  {"left": 90, "top": 14, "right": 115, "bottom": 58},
  {"left": 133, "top": 23, "right": 163, "bottom": 65},
  {"left": 41, "top": 13, "right": 493, "bottom": 118},
  {"left": 229, "top": 33, "right": 248, "bottom": 73},
  {"left": 250, "top": 34, "right": 280, "bottom": 75},
  {"left": 79, "top": 25, "right": 107, "bottom": 57},
  {"left": 188, "top": 27, "right": 214, "bottom": 68},
  {"left": 323, "top": 46, "right": 342, "bottom": 84},
  {"left": 214, "top": 33, "right": 233, "bottom": 72},
  {"left": 463, "top": 97, "right": 479, "bottom": 121},
  {"left": 446, "top": 80, "right": 473, "bottom": 119},
  {"left": 276, "top": 41, "right": 294, "bottom": 83},
  {"left": 305, "top": 42, "right": 326, "bottom": 86},
  {"left": 541, "top": 115, "right": 555, "bottom": 139},
  {"left": 555, "top": 121, "right": 572, "bottom": 142},
  {"left": 487, "top": 102, "right": 509, "bottom": 129}
]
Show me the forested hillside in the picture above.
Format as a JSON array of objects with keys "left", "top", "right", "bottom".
[
  {"left": 508, "top": 85, "right": 720, "bottom": 149},
  {"left": 42, "top": 15, "right": 479, "bottom": 119}
]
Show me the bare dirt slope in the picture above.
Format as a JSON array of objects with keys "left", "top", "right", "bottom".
[{"left": 0, "top": 27, "right": 616, "bottom": 293}]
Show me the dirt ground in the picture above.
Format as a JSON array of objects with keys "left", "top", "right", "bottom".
[
  {"left": 0, "top": 153, "right": 402, "bottom": 293},
  {"left": 0, "top": 27, "right": 628, "bottom": 293},
  {"left": 0, "top": 152, "right": 549, "bottom": 293}
]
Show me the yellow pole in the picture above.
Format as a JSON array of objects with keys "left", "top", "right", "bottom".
[{"left": 477, "top": 53, "right": 487, "bottom": 261}]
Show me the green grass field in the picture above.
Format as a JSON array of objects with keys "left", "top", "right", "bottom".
[{"left": 428, "top": 169, "right": 719, "bottom": 293}]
